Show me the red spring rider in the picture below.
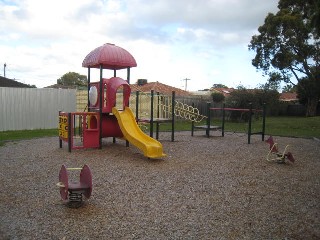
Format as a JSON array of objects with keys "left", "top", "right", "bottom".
[{"left": 57, "top": 165, "right": 92, "bottom": 208}]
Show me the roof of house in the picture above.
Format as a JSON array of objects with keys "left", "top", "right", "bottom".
[
  {"left": 211, "top": 88, "right": 235, "bottom": 97},
  {"left": 45, "top": 83, "right": 80, "bottom": 89},
  {"left": 0, "top": 76, "right": 33, "bottom": 88},
  {"left": 279, "top": 92, "right": 298, "bottom": 102},
  {"left": 130, "top": 81, "right": 191, "bottom": 96}
]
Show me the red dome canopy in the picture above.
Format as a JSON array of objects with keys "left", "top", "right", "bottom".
[{"left": 82, "top": 43, "right": 137, "bottom": 70}]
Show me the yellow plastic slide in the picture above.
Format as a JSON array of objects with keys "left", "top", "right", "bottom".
[{"left": 112, "top": 107, "right": 166, "bottom": 158}]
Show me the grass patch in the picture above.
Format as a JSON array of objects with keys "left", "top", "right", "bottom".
[
  {"left": 153, "top": 116, "right": 320, "bottom": 138},
  {"left": 0, "top": 129, "right": 58, "bottom": 144},
  {"left": 0, "top": 116, "right": 319, "bottom": 145}
]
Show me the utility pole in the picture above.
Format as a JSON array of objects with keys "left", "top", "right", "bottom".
[
  {"left": 3, "top": 63, "right": 6, "bottom": 78},
  {"left": 182, "top": 78, "right": 191, "bottom": 91}
]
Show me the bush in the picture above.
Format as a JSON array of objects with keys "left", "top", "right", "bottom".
[{"left": 225, "top": 88, "right": 280, "bottom": 121}]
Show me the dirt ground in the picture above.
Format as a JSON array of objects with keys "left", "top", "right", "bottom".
[{"left": 0, "top": 131, "right": 319, "bottom": 239}]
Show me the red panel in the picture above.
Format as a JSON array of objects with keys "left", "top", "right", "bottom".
[
  {"left": 80, "top": 165, "right": 92, "bottom": 199},
  {"left": 59, "top": 165, "right": 69, "bottom": 200},
  {"left": 100, "top": 115, "right": 123, "bottom": 138},
  {"left": 82, "top": 43, "right": 137, "bottom": 69}
]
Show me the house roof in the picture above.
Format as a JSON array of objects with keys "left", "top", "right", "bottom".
[
  {"left": 279, "top": 92, "right": 298, "bottom": 102},
  {"left": 211, "top": 88, "right": 235, "bottom": 97},
  {"left": 130, "top": 81, "right": 191, "bottom": 96},
  {"left": 0, "top": 76, "right": 33, "bottom": 88}
]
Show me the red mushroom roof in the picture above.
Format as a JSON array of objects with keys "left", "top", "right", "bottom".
[{"left": 82, "top": 43, "right": 137, "bottom": 70}]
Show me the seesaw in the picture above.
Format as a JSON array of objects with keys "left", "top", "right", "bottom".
[
  {"left": 265, "top": 136, "right": 295, "bottom": 164},
  {"left": 57, "top": 165, "right": 92, "bottom": 208}
]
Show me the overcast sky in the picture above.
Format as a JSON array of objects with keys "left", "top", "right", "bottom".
[{"left": 0, "top": 0, "right": 279, "bottom": 90}]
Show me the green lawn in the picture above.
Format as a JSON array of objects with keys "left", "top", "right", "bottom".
[
  {"left": 0, "top": 116, "right": 319, "bottom": 146},
  {"left": 156, "top": 116, "right": 320, "bottom": 138},
  {"left": 0, "top": 129, "right": 58, "bottom": 144}
]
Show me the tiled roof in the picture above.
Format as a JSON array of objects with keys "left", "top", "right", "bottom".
[
  {"left": 279, "top": 92, "right": 298, "bottom": 102},
  {"left": 211, "top": 88, "right": 235, "bottom": 97},
  {"left": 130, "top": 81, "right": 191, "bottom": 96},
  {"left": 0, "top": 76, "right": 33, "bottom": 88}
]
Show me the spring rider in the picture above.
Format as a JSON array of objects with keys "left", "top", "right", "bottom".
[
  {"left": 57, "top": 165, "right": 93, "bottom": 208},
  {"left": 265, "top": 136, "right": 295, "bottom": 164}
]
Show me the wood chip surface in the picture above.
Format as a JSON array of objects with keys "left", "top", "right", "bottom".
[{"left": 0, "top": 132, "right": 319, "bottom": 239}]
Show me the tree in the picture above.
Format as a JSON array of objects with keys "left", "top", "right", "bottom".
[
  {"left": 57, "top": 72, "right": 88, "bottom": 87},
  {"left": 212, "top": 83, "right": 228, "bottom": 88},
  {"left": 211, "top": 92, "right": 225, "bottom": 103},
  {"left": 296, "top": 70, "right": 320, "bottom": 115},
  {"left": 282, "top": 84, "right": 297, "bottom": 93},
  {"left": 249, "top": 0, "right": 320, "bottom": 116}
]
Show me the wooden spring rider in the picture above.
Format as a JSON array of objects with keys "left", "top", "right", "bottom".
[
  {"left": 265, "top": 136, "right": 295, "bottom": 164},
  {"left": 57, "top": 165, "right": 92, "bottom": 208}
]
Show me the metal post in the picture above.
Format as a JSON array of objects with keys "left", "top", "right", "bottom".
[
  {"left": 59, "top": 111, "right": 62, "bottom": 148},
  {"left": 206, "top": 102, "right": 211, "bottom": 137},
  {"left": 248, "top": 103, "right": 253, "bottom": 144},
  {"left": 156, "top": 92, "right": 160, "bottom": 140},
  {"left": 222, "top": 104, "right": 225, "bottom": 137},
  {"left": 262, "top": 103, "right": 266, "bottom": 141},
  {"left": 171, "top": 91, "right": 175, "bottom": 142},
  {"left": 68, "top": 113, "right": 72, "bottom": 152},
  {"left": 87, "top": 67, "right": 91, "bottom": 111},
  {"left": 150, "top": 90, "right": 154, "bottom": 137},
  {"left": 191, "top": 103, "right": 195, "bottom": 136},
  {"left": 127, "top": 67, "right": 130, "bottom": 84},
  {"left": 135, "top": 91, "right": 139, "bottom": 120},
  {"left": 99, "top": 65, "right": 103, "bottom": 149}
]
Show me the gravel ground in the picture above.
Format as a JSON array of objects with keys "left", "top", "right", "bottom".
[{"left": 0, "top": 131, "right": 319, "bottom": 240}]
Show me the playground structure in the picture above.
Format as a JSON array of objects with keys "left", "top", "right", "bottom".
[
  {"left": 133, "top": 89, "right": 207, "bottom": 141},
  {"left": 59, "top": 43, "right": 166, "bottom": 158},
  {"left": 265, "top": 136, "right": 295, "bottom": 163},
  {"left": 192, "top": 102, "right": 266, "bottom": 144},
  {"left": 57, "top": 165, "right": 92, "bottom": 208}
]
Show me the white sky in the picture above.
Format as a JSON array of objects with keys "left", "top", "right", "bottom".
[{"left": 0, "top": 0, "right": 279, "bottom": 90}]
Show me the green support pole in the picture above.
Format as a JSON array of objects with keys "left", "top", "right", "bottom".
[
  {"left": 150, "top": 90, "right": 154, "bottom": 138},
  {"left": 59, "top": 111, "right": 62, "bottom": 148},
  {"left": 171, "top": 91, "right": 175, "bottom": 142},
  {"left": 156, "top": 92, "right": 160, "bottom": 140},
  {"left": 191, "top": 103, "right": 195, "bottom": 136},
  {"left": 262, "top": 103, "right": 266, "bottom": 141},
  {"left": 248, "top": 103, "right": 253, "bottom": 144},
  {"left": 127, "top": 67, "right": 130, "bottom": 84},
  {"left": 68, "top": 113, "right": 72, "bottom": 152},
  {"left": 135, "top": 91, "right": 139, "bottom": 120},
  {"left": 222, "top": 104, "right": 225, "bottom": 137},
  {"left": 87, "top": 67, "right": 91, "bottom": 111},
  {"left": 206, "top": 102, "right": 211, "bottom": 137},
  {"left": 126, "top": 67, "right": 130, "bottom": 147},
  {"left": 99, "top": 65, "right": 103, "bottom": 149}
]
